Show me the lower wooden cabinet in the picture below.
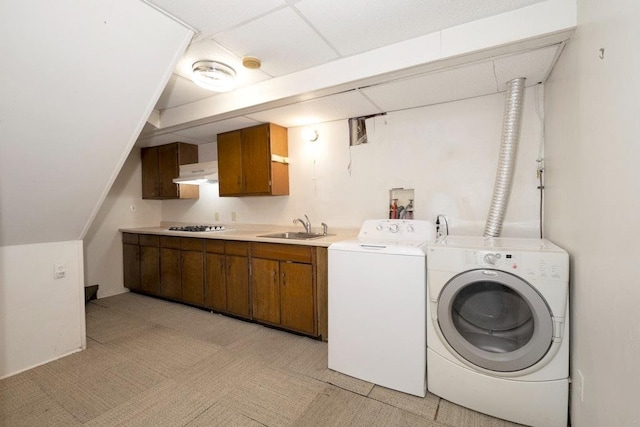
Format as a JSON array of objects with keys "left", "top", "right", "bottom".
[
  {"left": 139, "top": 235, "right": 160, "bottom": 295},
  {"left": 122, "top": 234, "right": 327, "bottom": 339},
  {"left": 250, "top": 243, "right": 317, "bottom": 336},
  {"left": 280, "top": 262, "right": 314, "bottom": 334},
  {"left": 123, "top": 233, "right": 160, "bottom": 295},
  {"left": 204, "top": 240, "right": 250, "bottom": 319},
  {"left": 159, "top": 236, "right": 204, "bottom": 305},
  {"left": 123, "top": 233, "right": 141, "bottom": 291}
]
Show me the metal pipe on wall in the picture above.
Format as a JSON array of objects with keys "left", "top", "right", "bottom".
[{"left": 484, "top": 77, "right": 526, "bottom": 237}]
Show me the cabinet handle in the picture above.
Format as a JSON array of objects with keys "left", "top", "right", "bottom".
[{"left": 282, "top": 272, "right": 286, "bottom": 286}]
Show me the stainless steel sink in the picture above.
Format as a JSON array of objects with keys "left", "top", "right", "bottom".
[{"left": 258, "top": 231, "right": 332, "bottom": 240}]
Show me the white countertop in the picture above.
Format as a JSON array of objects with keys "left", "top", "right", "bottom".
[{"left": 119, "top": 223, "right": 359, "bottom": 248}]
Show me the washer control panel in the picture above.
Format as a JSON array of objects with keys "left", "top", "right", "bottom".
[{"left": 358, "top": 219, "right": 434, "bottom": 242}]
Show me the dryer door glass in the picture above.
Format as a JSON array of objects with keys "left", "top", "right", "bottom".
[{"left": 437, "top": 269, "right": 553, "bottom": 372}]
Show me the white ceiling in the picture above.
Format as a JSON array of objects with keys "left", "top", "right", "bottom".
[{"left": 138, "top": 0, "right": 573, "bottom": 147}]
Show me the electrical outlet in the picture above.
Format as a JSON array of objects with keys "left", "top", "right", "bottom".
[
  {"left": 54, "top": 263, "right": 66, "bottom": 279},
  {"left": 575, "top": 369, "right": 585, "bottom": 402},
  {"left": 214, "top": 212, "right": 219, "bottom": 221},
  {"left": 231, "top": 212, "right": 236, "bottom": 222}
]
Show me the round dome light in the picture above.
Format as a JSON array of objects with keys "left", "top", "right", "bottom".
[{"left": 191, "top": 60, "right": 236, "bottom": 92}]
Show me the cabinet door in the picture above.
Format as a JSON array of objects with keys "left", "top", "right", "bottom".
[
  {"left": 158, "top": 144, "right": 180, "bottom": 199},
  {"left": 123, "top": 243, "right": 140, "bottom": 290},
  {"left": 251, "top": 258, "right": 280, "bottom": 324},
  {"left": 217, "top": 130, "right": 243, "bottom": 196},
  {"left": 141, "top": 147, "right": 159, "bottom": 199},
  {"left": 205, "top": 253, "right": 226, "bottom": 311},
  {"left": 227, "top": 255, "right": 250, "bottom": 318},
  {"left": 242, "top": 124, "right": 271, "bottom": 194},
  {"left": 280, "top": 262, "right": 315, "bottom": 334},
  {"left": 140, "top": 246, "right": 160, "bottom": 295},
  {"left": 160, "top": 247, "right": 182, "bottom": 300},
  {"left": 181, "top": 250, "right": 204, "bottom": 305}
]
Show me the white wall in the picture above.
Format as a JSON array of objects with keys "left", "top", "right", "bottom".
[
  {"left": 163, "top": 88, "right": 544, "bottom": 237},
  {"left": 0, "top": 241, "right": 84, "bottom": 379},
  {"left": 0, "top": 1, "right": 193, "bottom": 379},
  {"left": 544, "top": 0, "right": 640, "bottom": 425},
  {"left": 84, "top": 149, "right": 162, "bottom": 298}
]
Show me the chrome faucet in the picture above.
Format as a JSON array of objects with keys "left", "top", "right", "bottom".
[{"left": 293, "top": 214, "right": 311, "bottom": 233}]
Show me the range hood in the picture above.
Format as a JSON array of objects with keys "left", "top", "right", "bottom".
[{"left": 173, "top": 161, "right": 218, "bottom": 185}]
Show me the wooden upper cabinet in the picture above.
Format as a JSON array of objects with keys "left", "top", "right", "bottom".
[
  {"left": 217, "top": 123, "right": 289, "bottom": 197},
  {"left": 141, "top": 142, "right": 199, "bottom": 200}
]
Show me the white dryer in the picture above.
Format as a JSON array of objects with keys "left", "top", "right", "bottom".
[{"left": 426, "top": 236, "right": 569, "bottom": 427}]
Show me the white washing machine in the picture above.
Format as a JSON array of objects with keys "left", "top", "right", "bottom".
[
  {"left": 426, "top": 236, "right": 569, "bottom": 426},
  {"left": 328, "top": 219, "right": 434, "bottom": 397}
]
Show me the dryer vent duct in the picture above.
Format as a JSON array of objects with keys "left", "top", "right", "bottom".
[{"left": 484, "top": 77, "right": 526, "bottom": 238}]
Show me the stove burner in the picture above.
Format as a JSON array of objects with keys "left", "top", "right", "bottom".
[{"left": 168, "top": 225, "right": 226, "bottom": 232}]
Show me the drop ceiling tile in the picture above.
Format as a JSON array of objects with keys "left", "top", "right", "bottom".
[
  {"left": 296, "top": 0, "right": 544, "bottom": 56},
  {"left": 361, "top": 61, "right": 498, "bottom": 112},
  {"left": 245, "top": 91, "right": 382, "bottom": 128},
  {"left": 493, "top": 45, "right": 561, "bottom": 91},
  {"left": 213, "top": 7, "right": 338, "bottom": 76},
  {"left": 147, "top": 0, "right": 285, "bottom": 40}
]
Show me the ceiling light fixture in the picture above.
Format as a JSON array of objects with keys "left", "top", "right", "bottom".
[{"left": 191, "top": 60, "right": 236, "bottom": 92}]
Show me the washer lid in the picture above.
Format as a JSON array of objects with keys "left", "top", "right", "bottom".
[
  {"left": 329, "top": 238, "right": 427, "bottom": 255},
  {"left": 437, "top": 268, "right": 554, "bottom": 372}
]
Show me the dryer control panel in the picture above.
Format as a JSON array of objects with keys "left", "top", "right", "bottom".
[
  {"left": 427, "top": 236, "right": 569, "bottom": 282},
  {"left": 463, "top": 249, "right": 567, "bottom": 281}
]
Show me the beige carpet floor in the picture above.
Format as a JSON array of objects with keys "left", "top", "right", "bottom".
[{"left": 0, "top": 292, "right": 524, "bottom": 426}]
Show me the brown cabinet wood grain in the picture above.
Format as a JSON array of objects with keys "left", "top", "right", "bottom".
[
  {"left": 159, "top": 237, "right": 204, "bottom": 304},
  {"left": 226, "top": 254, "right": 250, "bottom": 318},
  {"left": 204, "top": 240, "right": 250, "bottom": 318},
  {"left": 139, "top": 235, "right": 160, "bottom": 295},
  {"left": 217, "top": 123, "right": 289, "bottom": 197},
  {"left": 141, "top": 142, "right": 199, "bottom": 200},
  {"left": 205, "top": 253, "right": 226, "bottom": 311},
  {"left": 280, "top": 262, "right": 314, "bottom": 334},
  {"left": 160, "top": 247, "right": 181, "bottom": 300},
  {"left": 181, "top": 248, "right": 204, "bottom": 305},
  {"left": 251, "top": 258, "right": 281, "bottom": 325},
  {"left": 123, "top": 237, "right": 140, "bottom": 291},
  {"left": 250, "top": 243, "right": 317, "bottom": 336},
  {"left": 123, "top": 233, "right": 160, "bottom": 296}
]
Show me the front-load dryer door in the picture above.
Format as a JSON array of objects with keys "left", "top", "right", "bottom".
[{"left": 437, "top": 269, "right": 553, "bottom": 372}]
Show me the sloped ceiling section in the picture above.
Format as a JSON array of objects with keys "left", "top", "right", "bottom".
[{"left": 0, "top": 0, "right": 194, "bottom": 247}]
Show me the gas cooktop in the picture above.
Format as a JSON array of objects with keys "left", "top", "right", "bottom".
[{"left": 168, "top": 225, "right": 226, "bottom": 232}]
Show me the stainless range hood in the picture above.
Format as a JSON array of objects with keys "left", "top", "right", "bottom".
[{"left": 173, "top": 161, "right": 218, "bottom": 185}]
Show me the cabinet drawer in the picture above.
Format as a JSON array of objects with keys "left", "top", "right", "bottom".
[
  {"left": 205, "top": 240, "right": 225, "bottom": 254},
  {"left": 160, "top": 236, "right": 181, "bottom": 249},
  {"left": 251, "top": 243, "right": 312, "bottom": 263},
  {"left": 181, "top": 238, "right": 204, "bottom": 251},
  {"left": 227, "top": 241, "right": 249, "bottom": 256},
  {"left": 139, "top": 235, "right": 159, "bottom": 247},
  {"left": 122, "top": 232, "right": 139, "bottom": 245}
]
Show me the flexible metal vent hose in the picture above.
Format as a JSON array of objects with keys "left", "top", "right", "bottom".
[{"left": 484, "top": 77, "right": 526, "bottom": 238}]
